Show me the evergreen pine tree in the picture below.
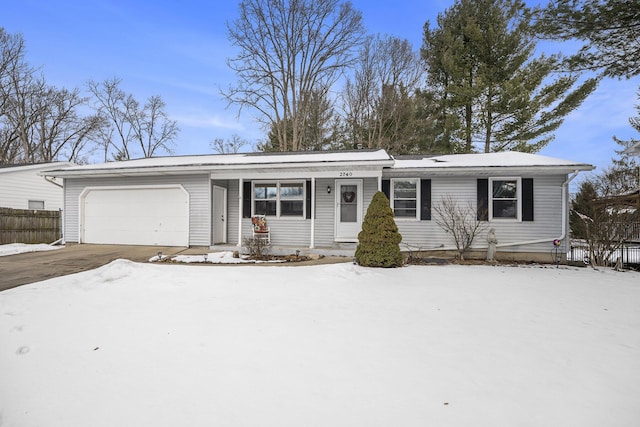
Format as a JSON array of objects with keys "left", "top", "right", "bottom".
[
  {"left": 421, "top": 0, "right": 597, "bottom": 153},
  {"left": 570, "top": 180, "right": 599, "bottom": 240},
  {"left": 355, "top": 192, "right": 403, "bottom": 268}
]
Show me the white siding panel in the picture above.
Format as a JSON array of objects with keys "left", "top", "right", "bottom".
[
  {"left": 256, "top": 218, "right": 310, "bottom": 246},
  {"left": 392, "top": 174, "right": 567, "bottom": 256},
  {"left": 227, "top": 180, "right": 240, "bottom": 246},
  {"left": 227, "top": 177, "right": 379, "bottom": 248},
  {"left": 0, "top": 168, "right": 64, "bottom": 210},
  {"left": 64, "top": 174, "right": 210, "bottom": 246},
  {"left": 314, "top": 178, "right": 336, "bottom": 247}
]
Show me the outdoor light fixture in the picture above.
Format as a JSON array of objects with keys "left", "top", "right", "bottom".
[{"left": 327, "top": 186, "right": 331, "bottom": 194}]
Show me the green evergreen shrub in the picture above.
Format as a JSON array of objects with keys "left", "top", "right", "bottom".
[{"left": 355, "top": 191, "right": 403, "bottom": 267}]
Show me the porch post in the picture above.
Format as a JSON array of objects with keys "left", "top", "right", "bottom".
[
  {"left": 310, "top": 177, "right": 315, "bottom": 249},
  {"left": 238, "top": 178, "right": 243, "bottom": 247},
  {"left": 378, "top": 175, "right": 382, "bottom": 191}
]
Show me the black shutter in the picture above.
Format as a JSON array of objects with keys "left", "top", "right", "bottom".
[
  {"left": 420, "top": 179, "right": 431, "bottom": 220},
  {"left": 242, "top": 181, "right": 252, "bottom": 218},
  {"left": 477, "top": 179, "right": 489, "bottom": 221},
  {"left": 522, "top": 178, "right": 534, "bottom": 221},
  {"left": 306, "top": 180, "right": 312, "bottom": 219},
  {"left": 382, "top": 179, "right": 390, "bottom": 200}
]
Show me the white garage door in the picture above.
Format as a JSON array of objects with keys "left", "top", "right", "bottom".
[{"left": 82, "top": 186, "right": 189, "bottom": 246}]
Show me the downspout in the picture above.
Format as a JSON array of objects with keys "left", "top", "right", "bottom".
[
  {"left": 43, "top": 176, "right": 64, "bottom": 244},
  {"left": 310, "top": 177, "right": 315, "bottom": 249},
  {"left": 44, "top": 176, "right": 63, "bottom": 188},
  {"left": 238, "top": 178, "right": 243, "bottom": 247},
  {"left": 414, "top": 170, "right": 582, "bottom": 252},
  {"left": 495, "top": 169, "right": 580, "bottom": 248}
]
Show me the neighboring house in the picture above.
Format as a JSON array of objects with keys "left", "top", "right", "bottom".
[
  {"left": 624, "top": 141, "right": 640, "bottom": 156},
  {"left": 44, "top": 150, "right": 593, "bottom": 261},
  {"left": 0, "top": 162, "right": 71, "bottom": 211}
]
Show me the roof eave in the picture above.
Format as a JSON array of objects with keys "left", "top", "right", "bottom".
[
  {"left": 43, "top": 159, "right": 396, "bottom": 178},
  {"left": 387, "top": 164, "right": 595, "bottom": 176}
]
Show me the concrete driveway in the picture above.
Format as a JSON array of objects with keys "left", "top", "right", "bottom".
[{"left": 0, "top": 244, "right": 201, "bottom": 292}]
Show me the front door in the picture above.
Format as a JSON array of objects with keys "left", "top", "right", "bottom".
[
  {"left": 212, "top": 185, "right": 227, "bottom": 244},
  {"left": 335, "top": 179, "right": 363, "bottom": 242}
]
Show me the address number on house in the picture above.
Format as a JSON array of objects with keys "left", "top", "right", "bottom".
[{"left": 339, "top": 171, "right": 353, "bottom": 177}]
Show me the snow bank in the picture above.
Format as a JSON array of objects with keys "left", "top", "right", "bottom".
[
  {"left": 1, "top": 262, "right": 639, "bottom": 426},
  {"left": 0, "top": 243, "right": 64, "bottom": 257}
]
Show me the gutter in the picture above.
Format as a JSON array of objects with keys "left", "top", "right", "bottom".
[{"left": 44, "top": 176, "right": 63, "bottom": 188}]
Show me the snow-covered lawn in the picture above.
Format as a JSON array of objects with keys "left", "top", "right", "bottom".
[
  {"left": 1, "top": 261, "right": 639, "bottom": 427},
  {"left": 0, "top": 243, "right": 63, "bottom": 257}
]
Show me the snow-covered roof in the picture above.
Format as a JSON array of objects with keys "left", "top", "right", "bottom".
[
  {"left": 0, "top": 162, "right": 73, "bottom": 174},
  {"left": 392, "top": 151, "right": 593, "bottom": 173},
  {"left": 45, "top": 150, "right": 394, "bottom": 177},
  {"left": 43, "top": 150, "right": 593, "bottom": 178}
]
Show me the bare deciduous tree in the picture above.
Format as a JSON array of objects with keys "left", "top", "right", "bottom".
[
  {"left": 224, "top": 0, "right": 365, "bottom": 152},
  {"left": 32, "top": 87, "right": 105, "bottom": 163},
  {"left": 210, "top": 134, "right": 249, "bottom": 154},
  {"left": 342, "top": 34, "right": 423, "bottom": 153},
  {"left": 88, "top": 78, "right": 178, "bottom": 161},
  {"left": 1, "top": 28, "right": 103, "bottom": 164},
  {"left": 433, "top": 194, "right": 487, "bottom": 260}
]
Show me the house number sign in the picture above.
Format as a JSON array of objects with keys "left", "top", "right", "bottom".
[{"left": 339, "top": 171, "right": 353, "bottom": 177}]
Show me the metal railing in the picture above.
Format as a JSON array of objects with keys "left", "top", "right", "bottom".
[{"left": 569, "top": 242, "right": 640, "bottom": 268}]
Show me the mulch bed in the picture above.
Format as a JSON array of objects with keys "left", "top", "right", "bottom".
[{"left": 247, "top": 254, "right": 316, "bottom": 263}]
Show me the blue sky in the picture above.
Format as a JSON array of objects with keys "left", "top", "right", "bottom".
[{"left": 3, "top": 0, "right": 639, "bottom": 174}]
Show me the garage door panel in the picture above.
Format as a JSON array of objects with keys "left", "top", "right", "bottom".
[{"left": 82, "top": 187, "right": 189, "bottom": 246}]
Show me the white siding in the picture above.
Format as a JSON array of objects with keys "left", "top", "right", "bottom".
[
  {"left": 314, "top": 178, "right": 335, "bottom": 246},
  {"left": 0, "top": 165, "right": 65, "bottom": 210},
  {"left": 390, "top": 174, "right": 567, "bottom": 255},
  {"left": 226, "top": 177, "right": 380, "bottom": 248},
  {"left": 227, "top": 180, "right": 240, "bottom": 246},
  {"left": 232, "top": 180, "right": 312, "bottom": 246},
  {"left": 64, "top": 174, "right": 210, "bottom": 246}
]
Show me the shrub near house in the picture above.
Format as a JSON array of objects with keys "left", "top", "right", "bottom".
[{"left": 355, "top": 192, "right": 403, "bottom": 267}]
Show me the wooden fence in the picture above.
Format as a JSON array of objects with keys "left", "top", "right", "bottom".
[{"left": 0, "top": 207, "right": 61, "bottom": 244}]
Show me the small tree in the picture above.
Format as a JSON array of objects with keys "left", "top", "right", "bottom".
[
  {"left": 355, "top": 191, "right": 403, "bottom": 267},
  {"left": 571, "top": 177, "right": 635, "bottom": 267},
  {"left": 433, "top": 195, "right": 487, "bottom": 260}
]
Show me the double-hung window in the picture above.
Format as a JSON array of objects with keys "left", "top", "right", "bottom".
[
  {"left": 490, "top": 178, "right": 520, "bottom": 220},
  {"left": 253, "top": 181, "right": 305, "bottom": 218},
  {"left": 391, "top": 178, "right": 419, "bottom": 219},
  {"left": 279, "top": 182, "right": 304, "bottom": 217},
  {"left": 254, "top": 183, "right": 277, "bottom": 216}
]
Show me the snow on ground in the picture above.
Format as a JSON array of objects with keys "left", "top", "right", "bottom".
[
  {"left": 0, "top": 243, "right": 64, "bottom": 257},
  {"left": 150, "top": 251, "right": 254, "bottom": 264},
  {"left": 1, "top": 261, "right": 639, "bottom": 427}
]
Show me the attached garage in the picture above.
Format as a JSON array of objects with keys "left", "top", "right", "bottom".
[{"left": 80, "top": 185, "right": 189, "bottom": 246}]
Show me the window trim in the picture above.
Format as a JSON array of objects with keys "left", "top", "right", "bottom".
[
  {"left": 489, "top": 177, "right": 521, "bottom": 221},
  {"left": 390, "top": 178, "right": 420, "bottom": 220},
  {"left": 251, "top": 180, "right": 306, "bottom": 219}
]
